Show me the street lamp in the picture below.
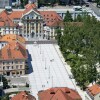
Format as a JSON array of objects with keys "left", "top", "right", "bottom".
[
  {"left": 40, "top": 44, "right": 41, "bottom": 54},
  {"left": 52, "top": 76, "right": 53, "bottom": 88},
  {"left": 48, "top": 65, "right": 50, "bottom": 79},
  {"left": 48, "top": 59, "right": 54, "bottom": 79},
  {"left": 45, "top": 58, "right": 46, "bottom": 70}
]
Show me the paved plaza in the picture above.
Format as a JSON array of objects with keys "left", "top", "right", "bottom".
[{"left": 26, "top": 44, "right": 76, "bottom": 99}]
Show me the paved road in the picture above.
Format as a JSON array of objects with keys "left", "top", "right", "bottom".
[
  {"left": 83, "top": 0, "right": 100, "bottom": 17},
  {"left": 89, "top": 3, "right": 100, "bottom": 17}
]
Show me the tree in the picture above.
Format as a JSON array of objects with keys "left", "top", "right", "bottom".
[
  {"left": 75, "top": 14, "right": 83, "bottom": 22},
  {"left": 64, "top": 11, "right": 73, "bottom": 22},
  {"left": 56, "top": 14, "right": 100, "bottom": 88},
  {"left": 55, "top": 28, "right": 62, "bottom": 45},
  {"left": 0, "top": 94, "right": 9, "bottom": 100},
  {"left": 0, "top": 76, "right": 9, "bottom": 89}
]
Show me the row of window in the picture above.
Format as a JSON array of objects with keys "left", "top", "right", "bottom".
[
  {"left": 2, "top": 61, "right": 23, "bottom": 65},
  {"left": 3, "top": 65, "right": 23, "bottom": 70}
]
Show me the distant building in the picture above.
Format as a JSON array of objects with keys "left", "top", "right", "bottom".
[
  {"left": 38, "top": 87, "right": 82, "bottom": 100},
  {"left": 85, "top": 84, "right": 100, "bottom": 100},
  {"left": 12, "top": 0, "right": 20, "bottom": 7},
  {"left": 29, "top": 0, "right": 36, "bottom": 3},
  {"left": 11, "top": 91, "right": 36, "bottom": 100},
  {"left": 0, "top": 0, "right": 12, "bottom": 8}
]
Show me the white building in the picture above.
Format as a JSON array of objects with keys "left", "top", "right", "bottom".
[
  {"left": 0, "top": 3, "right": 44, "bottom": 40},
  {"left": 38, "top": 6, "right": 93, "bottom": 19}
]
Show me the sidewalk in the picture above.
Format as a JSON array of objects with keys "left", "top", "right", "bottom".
[{"left": 53, "top": 44, "right": 85, "bottom": 100}]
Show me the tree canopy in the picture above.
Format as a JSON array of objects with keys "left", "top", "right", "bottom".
[
  {"left": 64, "top": 11, "right": 73, "bottom": 22},
  {"left": 56, "top": 15, "right": 100, "bottom": 89}
]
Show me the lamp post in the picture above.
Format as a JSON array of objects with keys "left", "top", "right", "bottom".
[
  {"left": 45, "top": 58, "right": 46, "bottom": 70},
  {"left": 49, "top": 59, "right": 54, "bottom": 79},
  {"left": 40, "top": 44, "right": 41, "bottom": 54},
  {"left": 48, "top": 65, "right": 50, "bottom": 79},
  {"left": 52, "top": 76, "right": 53, "bottom": 88}
]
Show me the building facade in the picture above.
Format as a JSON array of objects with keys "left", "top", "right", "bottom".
[
  {"left": 0, "top": 41, "right": 27, "bottom": 76},
  {"left": 0, "top": 3, "right": 67, "bottom": 40},
  {"left": 0, "top": 3, "right": 44, "bottom": 40}
]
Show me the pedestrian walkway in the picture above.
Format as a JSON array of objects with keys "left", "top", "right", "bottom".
[
  {"left": 26, "top": 44, "right": 76, "bottom": 99},
  {"left": 54, "top": 44, "right": 85, "bottom": 100}
]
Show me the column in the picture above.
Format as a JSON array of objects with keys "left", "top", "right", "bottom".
[
  {"left": 27, "top": 23, "right": 31, "bottom": 38},
  {"left": 41, "top": 22, "right": 43, "bottom": 39},
  {"left": 34, "top": 22, "right": 36, "bottom": 38},
  {"left": 50, "top": 28, "right": 51, "bottom": 39},
  {"left": 38, "top": 22, "right": 40, "bottom": 38},
  {"left": 53, "top": 27, "right": 55, "bottom": 38}
]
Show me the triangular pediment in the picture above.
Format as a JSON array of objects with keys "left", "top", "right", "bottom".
[{"left": 22, "top": 9, "right": 42, "bottom": 19}]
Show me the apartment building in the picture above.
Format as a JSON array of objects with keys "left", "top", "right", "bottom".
[{"left": 0, "top": 41, "right": 27, "bottom": 76}]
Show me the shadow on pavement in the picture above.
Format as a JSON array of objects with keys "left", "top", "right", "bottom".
[{"left": 27, "top": 50, "right": 33, "bottom": 74}]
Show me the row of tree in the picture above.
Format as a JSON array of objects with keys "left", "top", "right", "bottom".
[
  {"left": 38, "top": 0, "right": 85, "bottom": 7},
  {"left": 56, "top": 11, "right": 100, "bottom": 89},
  {"left": 20, "top": 0, "right": 28, "bottom": 8}
]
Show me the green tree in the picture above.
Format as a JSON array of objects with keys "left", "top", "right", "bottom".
[
  {"left": 56, "top": 14, "right": 100, "bottom": 88},
  {"left": 55, "top": 28, "right": 62, "bottom": 45},
  {"left": 0, "top": 76, "right": 9, "bottom": 89},
  {"left": 75, "top": 14, "right": 83, "bottom": 22},
  {"left": 64, "top": 11, "right": 73, "bottom": 22}
]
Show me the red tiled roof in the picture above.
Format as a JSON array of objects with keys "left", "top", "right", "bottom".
[
  {"left": 0, "top": 10, "right": 16, "bottom": 27},
  {"left": 0, "top": 41, "right": 27, "bottom": 60},
  {"left": 9, "top": 11, "right": 23, "bottom": 20},
  {"left": 0, "top": 3, "right": 40, "bottom": 27},
  {"left": 87, "top": 84, "right": 100, "bottom": 96},
  {"left": 40, "top": 11, "right": 62, "bottom": 27},
  {"left": 0, "top": 21, "right": 4, "bottom": 27},
  {"left": 1, "top": 34, "right": 26, "bottom": 43},
  {"left": 23, "top": 3, "right": 39, "bottom": 15},
  {"left": 38, "top": 87, "right": 82, "bottom": 100},
  {"left": 11, "top": 91, "right": 36, "bottom": 100}
]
